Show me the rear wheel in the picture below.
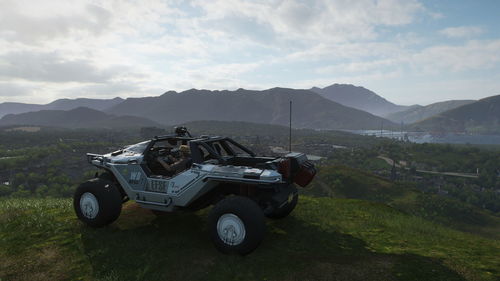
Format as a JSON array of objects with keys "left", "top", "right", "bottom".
[
  {"left": 266, "top": 193, "right": 298, "bottom": 219},
  {"left": 73, "top": 178, "right": 123, "bottom": 227},
  {"left": 208, "top": 196, "right": 266, "bottom": 255}
]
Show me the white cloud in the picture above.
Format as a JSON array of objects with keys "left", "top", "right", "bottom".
[
  {"left": 306, "top": 39, "right": 500, "bottom": 79},
  {"left": 439, "top": 26, "right": 484, "bottom": 38},
  {"left": 0, "top": 82, "right": 32, "bottom": 97},
  {"left": 0, "top": 0, "right": 111, "bottom": 43},
  {"left": 411, "top": 40, "right": 500, "bottom": 72},
  {"left": 0, "top": 51, "right": 131, "bottom": 83},
  {"left": 384, "top": 77, "right": 500, "bottom": 105},
  {"left": 316, "top": 59, "right": 398, "bottom": 74},
  {"left": 60, "top": 82, "right": 150, "bottom": 98},
  {"left": 193, "top": 0, "right": 424, "bottom": 43},
  {"left": 285, "top": 41, "right": 404, "bottom": 62}
]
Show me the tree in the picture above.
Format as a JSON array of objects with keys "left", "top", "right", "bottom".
[
  {"left": 11, "top": 184, "right": 31, "bottom": 198},
  {"left": 0, "top": 184, "right": 13, "bottom": 196},
  {"left": 35, "top": 185, "right": 49, "bottom": 197}
]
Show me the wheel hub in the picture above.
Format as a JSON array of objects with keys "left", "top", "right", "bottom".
[
  {"left": 217, "top": 213, "right": 246, "bottom": 246},
  {"left": 80, "top": 192, "right": 99, "bottom": 219}
]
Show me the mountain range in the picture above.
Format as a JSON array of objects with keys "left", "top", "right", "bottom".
[
  {"left": 0, "top": 107, "right": 159, "bottom": 129},
  {"left": 0, "top": 97, "right": 123, "bottom": 118},
  {"left": 411, "top": 95, "right": 500, "bottom": 134},
  {"left": 310, "top": 84, "right": 411, "bottom": 116},
  {"left": 0, "top": 84, "right": 498, "bottom": 134},
  {"left": 385, "top": 100, "right": 476, "bottom": 124},
  {"left": 107, "top": 87, "right": 396, "bottom": 130}
]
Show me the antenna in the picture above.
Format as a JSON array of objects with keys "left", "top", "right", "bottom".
[
  {"left": 400, "top": 121, "right": 403, "bottom": 141},
  {"left": 289, "top": 100, "right": 292, "bottom": 152}
]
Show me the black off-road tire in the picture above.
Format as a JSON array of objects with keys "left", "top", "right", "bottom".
[
  {"left": 266, "top": 193, "right": 298, "bottom": 219},
  {"left": 73, "top": 178, "right": 123, "bottom": 228},
  {"left": 208, "top": 196, "right": 266, "bottom": 255},
  {"left": 98, "top": 171, "right": 128, "bottom": 202}
]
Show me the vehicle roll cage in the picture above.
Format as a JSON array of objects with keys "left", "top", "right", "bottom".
[
  {"left": 145, "top": 135, "right": 256, "bottom": 165},
  {"left": 189, "top": 136, "right": 256, "bottom": 164}
]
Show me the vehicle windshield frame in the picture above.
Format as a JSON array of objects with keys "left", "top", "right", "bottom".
[{"left": 123, "top": 141, "right": 151, "bottom": 154}]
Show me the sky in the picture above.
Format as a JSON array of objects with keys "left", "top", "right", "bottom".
[{"left": 0, "top": 0, "right": 499, "bottom": 106}]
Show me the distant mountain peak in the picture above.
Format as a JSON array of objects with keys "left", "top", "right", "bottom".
[
  {"left": 181, "top": 89, "right": 215, "bottom": 95},
  {"left": 310, "top": 83, "right": 409, "bottom": 117},
  {"left": 161, "top": 90, "right": 178, "bottom": 96}
]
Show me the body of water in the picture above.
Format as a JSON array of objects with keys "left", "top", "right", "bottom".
[{"left": 346, "top": 130, "right": 500, "bottom": 145}]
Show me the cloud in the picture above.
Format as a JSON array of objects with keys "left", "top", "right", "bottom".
[
  {"left": 439, "top": 26, "right": 484, "bottom": 38},
  {"left": 193, "top": 0, "right": 424, "bottom": 43},
  {"left": 316, "top": 59, "right": 398, "bottom": 74},
  {"left": 0, "top": 51, "right": 129, "bottom": 83},
  {"left": 59, "top": 81, "right": 152, "bottom": 98},
  {"left": 306, "top": 39, "right": 500, "bottom": 79},
  {"left": 0, "top": 82, "right": 32, "bottom": 97},
  {"left": 387, "top": 77, "right": 500, "bottom": 105},
  {"left": 411, "top": 40, "right": 500, "bottom": 72},
  {"left": 0, "top": 0, "right": 111, "bottom": 44},
  {"left": 284, "top": 41, "right": 404, "bottom": 62}
]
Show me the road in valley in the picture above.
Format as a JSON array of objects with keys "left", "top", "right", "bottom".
[{"left": 377, "top": 156, "right": 478, "bottom": 179}]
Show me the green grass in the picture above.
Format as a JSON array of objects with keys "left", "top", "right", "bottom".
[
  {"left": 1, "top": 197, "right": 499, "bottom": 281},
  {"left": 307, "top": 165, "right": 500, "bottom": 240},
  {"left": 362, "top": 157, "right": 392, "bottom": 171}
]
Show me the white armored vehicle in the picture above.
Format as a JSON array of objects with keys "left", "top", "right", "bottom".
[{"left": 74, "top": 127, "right": 316, "bottom": 254}]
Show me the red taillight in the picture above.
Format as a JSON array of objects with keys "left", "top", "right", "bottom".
[
  {"left": 294, "top": 161, "right": 316, "bottom": 187},
  {"left": 278, "top": 159, "right": 291, "bottom": 179}
]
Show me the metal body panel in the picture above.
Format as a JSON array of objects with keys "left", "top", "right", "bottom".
[{"left": 106, "top": 160, "right": 282, "bottom": 211}]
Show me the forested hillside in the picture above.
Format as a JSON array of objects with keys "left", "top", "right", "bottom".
[{"left": 412, "top": 95, "right": 500, "bottom": 134}]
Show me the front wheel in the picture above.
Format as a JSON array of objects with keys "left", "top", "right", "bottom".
[
  {"left": 208, "top": 196, "right": 266, "bottom": 255},
  {"left": 73, "top": 178, "right": 123, "bottom": 228}
]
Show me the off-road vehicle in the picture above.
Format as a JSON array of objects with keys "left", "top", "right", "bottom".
[{"left": 74, "top": 127, "right": 316, "bottom": 254}]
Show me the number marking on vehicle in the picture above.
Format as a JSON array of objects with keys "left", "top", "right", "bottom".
[{"left": 147, "top": 180, "right": 168, "bottom": 193}]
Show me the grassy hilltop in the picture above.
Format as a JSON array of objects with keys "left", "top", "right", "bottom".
[{"left": 1, "top": 195, "right": 499, "bottom": 281}]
